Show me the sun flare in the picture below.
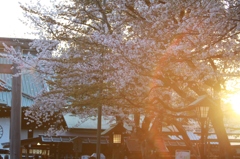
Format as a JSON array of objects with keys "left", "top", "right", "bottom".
[{"left": 229, "top": 93, "right": 240, "bottom": 115}]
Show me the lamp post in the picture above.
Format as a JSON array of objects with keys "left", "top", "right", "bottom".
[{"left": 196, "top": 105, "right": 209, "bottom": 159}]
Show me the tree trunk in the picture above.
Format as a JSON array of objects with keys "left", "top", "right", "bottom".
[{"left": 209, "top": 104, "right": 233, "bottom": 159}]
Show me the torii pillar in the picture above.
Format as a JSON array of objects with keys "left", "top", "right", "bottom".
[{"left": 0, "top": 46, "right": 22, "bottom": 159}]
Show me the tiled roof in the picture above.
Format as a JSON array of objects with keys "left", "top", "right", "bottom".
[
  {"left": 63, "top": 113, "right": 116, "bottom": 129},
  {"left": 0, "top": 92, "right": 34, "bottom": 107},
  {"left": 41, "top": 136, "right": 75, "bottom": 143},
  {"left": 167, "top": 131, "right": 240, "bottom": 146},
  {"left": 0, "top": 36, "right": 44, "bottom": 108},
  {"left": 63, "top": 113, "right": 133, "bottom": 131},
  {"left": 41, "top": 135, "right": 109, "bottom": 144},
  {"left": 0, "top": 57, "right": 44, "bottom": 107},
  {"left": 101, "top": 122, "right": 119, "bottom": 135}
]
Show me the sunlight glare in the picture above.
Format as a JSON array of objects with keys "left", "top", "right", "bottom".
[{"left": 230, "top": 93, "right": 240, "bottom": 114}]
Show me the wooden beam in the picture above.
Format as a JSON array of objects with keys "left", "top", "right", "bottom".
[
  {"left": 0, "top": 37, "right": 33, "bottom": 50},
  {"left": 0, "top": 64, "right": 13, "bottom": 74}
]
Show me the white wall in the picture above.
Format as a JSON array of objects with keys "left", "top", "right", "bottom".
[
  {"left": 0, "top": 117, "right": 10, "bottom": 149},
  {"left": 0, "top": 117, "right": 48, "bottom": 149}
]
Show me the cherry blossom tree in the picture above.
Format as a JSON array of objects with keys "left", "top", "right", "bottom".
[{"left": 2, "top": 0, "right": 240, "bottom": 158}]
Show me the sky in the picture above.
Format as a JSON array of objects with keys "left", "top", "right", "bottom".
[{"left": 0, "top": 0, "right": 32, "bottom": 38}]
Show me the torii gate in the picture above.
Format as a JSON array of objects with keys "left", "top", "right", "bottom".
[{"left": 0, "top": 47, "right": 22, "bottom": 159}]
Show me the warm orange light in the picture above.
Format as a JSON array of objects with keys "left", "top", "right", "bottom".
[
  {"left": 229, "top": 93, "right": 240, "bottom": 115},
  {"left": 113, "top": 134, "right": 121, "bottom": 143}
]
